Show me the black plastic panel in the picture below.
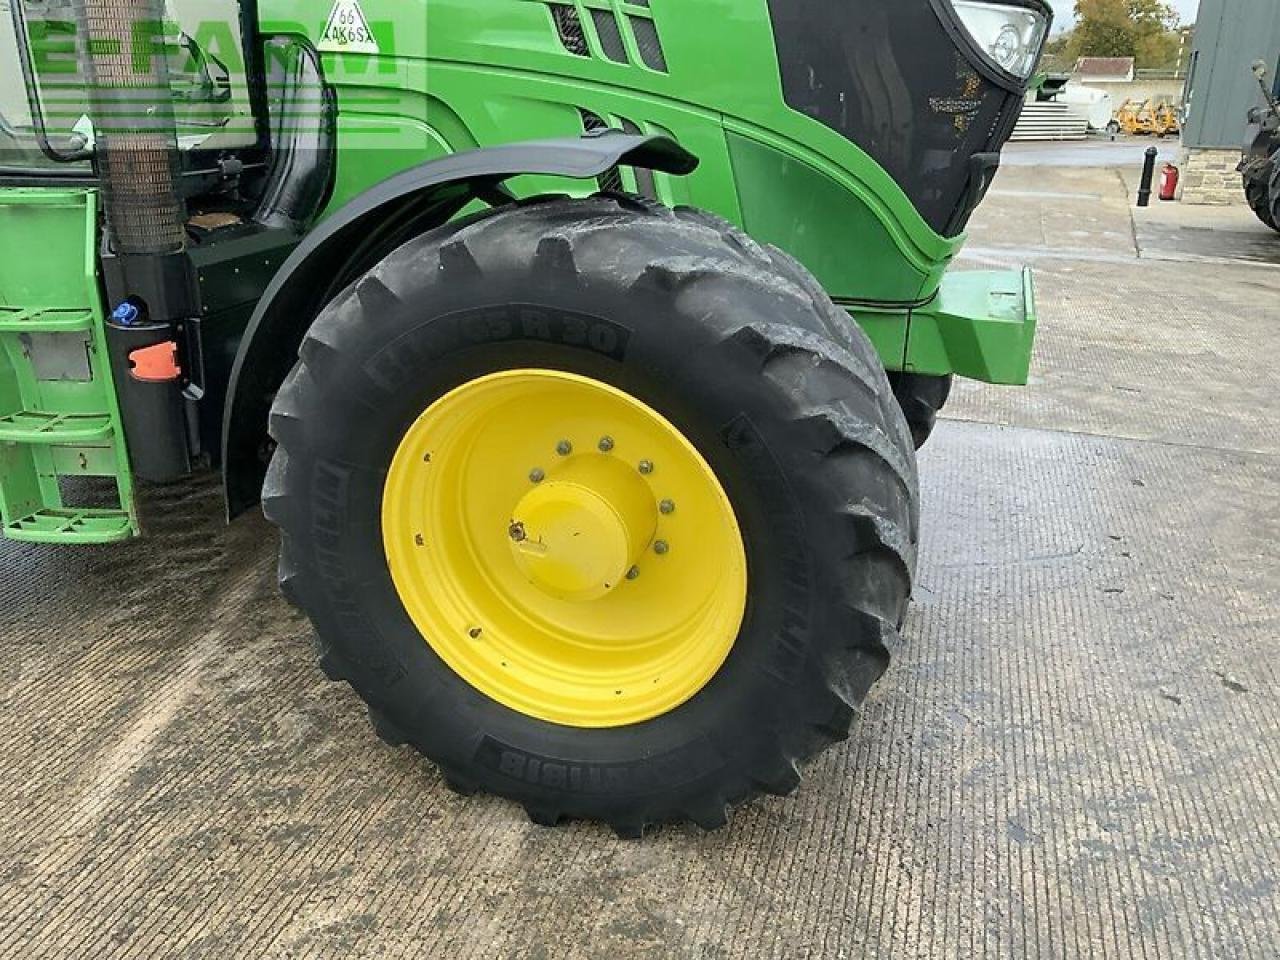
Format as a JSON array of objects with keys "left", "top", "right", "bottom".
[
  {"left": 767, "top": 0, "right": 1031, "bottom": 236},
  {"left": 105, "top": 320, "right": 191, "bottom": 483}
]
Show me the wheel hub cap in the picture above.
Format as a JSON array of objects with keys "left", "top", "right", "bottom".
[{"left": 508, "top": 456, "right": 658, "bottom": 602}]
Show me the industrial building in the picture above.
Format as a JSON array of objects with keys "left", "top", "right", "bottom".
[{"left": 1181, "top": 0, "right": 1280, "bottom": 201}]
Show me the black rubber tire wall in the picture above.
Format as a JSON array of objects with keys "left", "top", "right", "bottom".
[
  {"left": 1268, "top": 150, "right": 1280, "bottom": 234},
  {"left": 263, "top": 195, "right": 919, "bottom": 835},
  {"left": 1246, "top": 179, "right": 1278, "bottom": 232},
  {"left": 888, "top": 372, "right": 954, "bottom": 449}
]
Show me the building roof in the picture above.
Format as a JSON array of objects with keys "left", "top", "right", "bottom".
[{"left": 1072, "top": 57, "right": 1137, "bottom": 82}]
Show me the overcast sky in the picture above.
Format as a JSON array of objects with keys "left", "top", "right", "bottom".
[{"left": 1046, "top": 0, "right": 1202, "bottom": 30}]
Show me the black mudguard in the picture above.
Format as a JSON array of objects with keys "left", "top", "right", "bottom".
[{"left": 221, "top": 133, "right": 698, "bottom": 517}]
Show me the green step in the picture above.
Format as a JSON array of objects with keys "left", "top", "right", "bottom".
[
  {"left": 0, "top": 307, "right": 95, "bottom": 333},
  {"left": 0, "top": 410, "right": 115, "bottom": 443},
  {"left": 4, "top": 507, "right": 135, "bottom": 545},
  {"left": 0, "top": 188, "right": 138, "bottom": 544}
]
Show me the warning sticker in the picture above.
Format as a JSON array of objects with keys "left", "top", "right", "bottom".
[{"left": 319, "top": 0, "right": 379, "bottom": 54}]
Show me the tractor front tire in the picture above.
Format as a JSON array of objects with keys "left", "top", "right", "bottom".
[
  {"left": 888, "top": 372, "right": 953, "bottom": 449},
  {"left": 1267, "top": 151, "right": 1280, "bottom": 234},
  {"left": 263, "top": 195, "right": 919, "bottom": 834},
  {"left": 1246, "top": 171, "right": 1278, "bottom": 233}
]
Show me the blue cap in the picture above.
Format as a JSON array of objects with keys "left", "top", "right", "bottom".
[{"left": 111, "top": 302, "right": 140, "bottom": 326}]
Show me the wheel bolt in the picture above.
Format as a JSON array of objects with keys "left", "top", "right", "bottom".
[
  {"left": 529, "top": 468, "right": 545, "bottom": 484},
  {"left": 638, "top": 459, "right": 654, "bottom": 475},
  {"left": 598, "top": 436, "right": 615, "bottom": 453},
  {"left": 509, "top": 522, "right": 527, "bottom": 543},
  {"left": 653, "top": 540, "right": 669, "bottom": 555},
  {"left": 659, "top": 499, "right": 675, "bottom": 515},
  {"left": 626, "top": 566, "right": 640, "bottom": 580},
  {"left": 556, "top": 440, "right": 573, "bottom": 456}
]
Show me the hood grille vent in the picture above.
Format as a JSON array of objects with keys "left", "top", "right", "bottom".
[
  {"left": 547, "top": 3, "right": 668, "bottom": 74},
  {"left": 550, "top": 4, "right": 589, "bottom": 57},
  {"left": 629, "top": 16, "right": 667, "bottom": 72}
]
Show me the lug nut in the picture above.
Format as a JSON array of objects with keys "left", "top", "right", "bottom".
[
  {"left": 659, "top": 499, "right": 675, "bottom": 515},
  {"left": 638, "top": 459, "right": 654, "bottom": 475},
  {"left": 626, "top": 566, "right": 640, "bottom": 580},
  {"left": 598, "top": 436, "right": 615, "bottom": 453},
  {"left": 556, "top": 440, "right": 573, "bottom": 456},
  {"left": 508, "top": 522, "right": 527, "bottom": 543},
  {"left": 529, "top": 468, "right": 545, "bottom": 484},
  {"left": 653, "top": 540, "right": 669, "bottom": 556}
]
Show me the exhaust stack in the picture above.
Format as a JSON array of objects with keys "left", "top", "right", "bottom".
[{"left": 77, "top": 0, "right": 185, "bottom": 255}]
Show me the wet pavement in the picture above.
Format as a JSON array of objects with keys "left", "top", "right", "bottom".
[
  {"left": 2, "top": 145, "right": 1279, "bottom": 958},
  {"left": 1001, "top": 137, "right": 1182, "bottom": 169}
]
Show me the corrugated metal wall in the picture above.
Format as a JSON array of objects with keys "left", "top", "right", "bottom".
[{"left": 1182, "top": 0, "right": 1280, "bottom": 148}]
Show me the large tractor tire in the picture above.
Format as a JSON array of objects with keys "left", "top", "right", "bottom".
[
  {"left": 1268, "top": 151, "right": 1280, "bottom": 234},
  {"left": 1249, "top": 158, "right": 1280, "bottom": 235},
  {"left": 888, "top": 372, "right": 953, "bottom": 449},
  {"left": 263, "top": 195, "right": 919, "bottom": 835},
  {"left": 1245, "top": 167, "right": 1278, "bottom": 232}
]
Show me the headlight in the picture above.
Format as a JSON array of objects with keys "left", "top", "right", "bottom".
[{"left": 949, "top": 1, "right": 1050, "bottom": 80}]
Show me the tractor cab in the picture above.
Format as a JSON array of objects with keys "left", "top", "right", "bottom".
[{"left": 1, "top": 0, "right": 258, "bottom": 174}]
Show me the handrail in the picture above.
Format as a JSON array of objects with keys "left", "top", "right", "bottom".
[{"left": 7, "top": 0, "right": 93, "bottom": 163}]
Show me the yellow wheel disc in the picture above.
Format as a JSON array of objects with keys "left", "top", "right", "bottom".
[{"left": 381, "top": 369, "right": 748, "bottom": 728}]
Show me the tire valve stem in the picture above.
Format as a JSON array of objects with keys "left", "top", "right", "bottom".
[
  {"left": 508, "top": 521, "right": 528, "bottom": 543},
  {"left": 654, "top": 540, "right": 670, "bottom": 556}
]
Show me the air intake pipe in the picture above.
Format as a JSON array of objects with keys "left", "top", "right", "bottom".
[{"left": 76, "top": 0, "right": 186, "bottom": 255}]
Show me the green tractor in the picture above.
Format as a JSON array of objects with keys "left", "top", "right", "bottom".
[{"left": 1, "top": 0, "right": 1048, "bottom": 833}]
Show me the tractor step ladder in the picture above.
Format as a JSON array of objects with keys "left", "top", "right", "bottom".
[{"left": 0, "top": 188, "right": 137, "bottom": 544}]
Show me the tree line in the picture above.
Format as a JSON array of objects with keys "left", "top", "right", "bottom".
[{"left": 1045, "top": 0, "right": 1188, "bottom": 70}]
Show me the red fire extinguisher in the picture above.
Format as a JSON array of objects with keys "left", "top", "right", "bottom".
[{"left": 1159, "top": 163, "right": 1180, "bottom": 202}]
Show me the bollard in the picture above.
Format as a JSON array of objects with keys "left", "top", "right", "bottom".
[{"left": 1137, "top": 147, "right": 1158, "bottom": 207}]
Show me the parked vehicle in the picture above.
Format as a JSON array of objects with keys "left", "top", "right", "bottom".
[
  {"left": 1113, "top": 98, "right": 1180, "bottom": 137},
  {"left": 1241, "top": 59, "right": 1280, "bottom": 232}
]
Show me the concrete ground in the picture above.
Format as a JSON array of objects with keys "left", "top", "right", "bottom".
[
  {"left": 2, "top": 146, "right": 1279, "bottom": 958},
  {"left": 999, "top": 137, "right": 1182, "bottom": 170}
]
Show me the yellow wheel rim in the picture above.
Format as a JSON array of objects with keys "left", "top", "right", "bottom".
[{"left": 382, "top": 369, "right": 748, "bottom": 728}]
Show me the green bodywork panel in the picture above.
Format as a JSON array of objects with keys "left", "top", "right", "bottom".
[
  {"left": 253, "top": 0, "right": 1035, "bottom": 382},
  {"left": 905, "top": 268, "right": 1038, "bottom": 384},
  {"left": 0, "top": 188, "right": 137, "bottom": 544}
]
